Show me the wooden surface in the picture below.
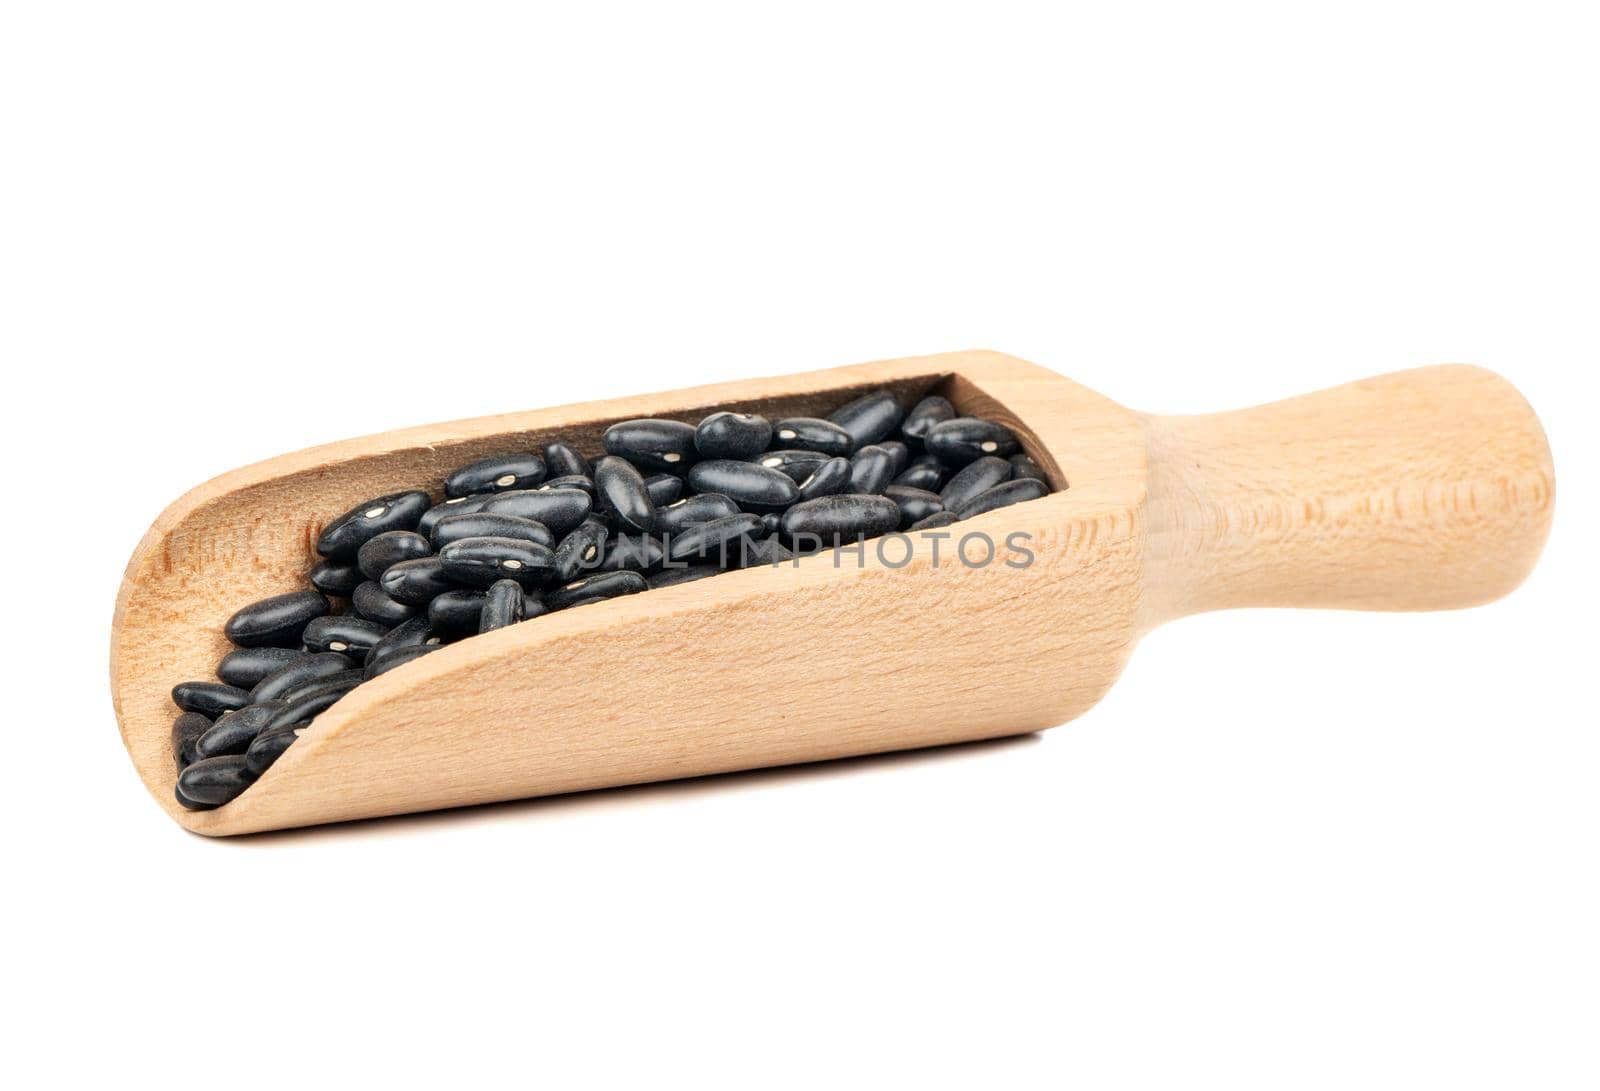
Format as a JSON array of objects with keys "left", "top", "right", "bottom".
[{"left": 110, "top": 351, "right": 1555, "bottom": 835}]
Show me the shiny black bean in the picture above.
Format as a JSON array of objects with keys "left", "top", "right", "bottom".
[
  {"left": 847, "top": 445, "right": 897, "bottom": 495},
  {"left": 171, "top": 711, "right": 211, "bottom": 769},
  {"left": 878, "top": 440, "right": 910, "bottom": 476},
  {"left": 251, "top": 652, "right": 354, "bottom": 702},
  {"left": 665, "top": 513, "right": 765, "bottom": 564},
  {"left": 224, "top": 590, "right": 330, "bottom": 648},
  {"left": 688, "top": 460, "right": 801, "bottom": 512},
  {"left": 479, "top": 488, "right": 593, "bottom": 537},
  {"left": 893, "top": 454, "right": 945, "bottom": 491},
  {"left": 939, "top": 455, "right": 1012, "bottom": 511},
  {"left": 909, "top": 511, "right": 961, "bottom": 531},
  {"left": 217, "top": 647, "right": 307, "bottom": 690},
  {"left": 245, "top": 722, "right": 302, "bottom": 776},
  {"left": 771, "top": 417, "right": 854, "bottom": 457},
  {"left": 828, "top": 389, "right": 903, "bottom": 449},
  {"left": 779, "top": 494, "right": 902, "bottom": 544},
  {"left": 953, "top": 477, "right": 1049, "bottom": 519},
  {"left": 545, "top": 570, "right": 648, "bottom": 611},
  {"left": 755, "top": 449, "right": 830, "bottom": 482},
  {"left": 171, "top": 681, "right": 252, "bottom": 718},
  {"left": 1009, "top": 453, "right": 1049, "bottom": 484},
  {"left": 445, "top": 452, "right": 546, "bottom": 498},
  {"left": 647, "top": 565, "right": 721, "bottom": 589},
  {"left": 644, "top": 474, "right": 683, "bottom": 507},
  {"left": 899, "top": 395, "right": 955, "bottom": 446},
  {"left": 352, "top": 580, "right": 419, "bottom": 625},
  {"left": 759, "top": 512, "right": 781, "bottom": 537},
  {"left": 544, "top": 441, "right": 590, "bottom": 479},
  {"left": 428, "top": 589, "right": 488, "bottom": 634},
  {"left": 378, "top": 557, "right": 457, "bottom": 606},
  {"left": 521, "top": 594, "right": 549, "bottom": 622},
  {"left": 479, "top": 579, "right": 524, "bottom": 633},
  {"left": 539, "top": 474, "right": 597, "bottom": 497},
  {"left": 176, "top": 755, "right": 256, "bottom": 809},
  {"left": 419, "top": 495, "right": 497, "bottom": 539},
  {"left": 439, "top": 536, "right": 557, "bottom": 588},
  {"left": 552, "top": 519, "right": 611, "bottom": 582},
  {"left": 363, "top": 642, "right": 439, "bottom": 680},
  {"left": 594, "top": 455, "right": 657, "bottom": 533},
  {"left": 430, "top": 512, "right": 554, "bottom": 551},
  {"left": 316, "top": 490, "right": 432, "bottom": 560},
  {"left": 695, "top": 411, "right": 772, "bottom": 460},
  {"left": 926, "top": 417, "right": 1020, "bottom": 463},
  {"left": 601, "top": 534, "right": 668, "bottom": 574},
  {"left": 602, "top": 419, "right": 698, "bottom": 474},
  {"left": 357, "top": 530, "right": 433, "bottom": 581},
  {"left": 196, "top": 701, "right": 281, "bottom": 760},
  {"left": 884, "top": 485, "right": 944, "bottom": 528},
  {"left": 653, "top": 493, "right": 741, "bottom": 535},
  {"left": 795, "top": 456, "right": 851, "bottom": 502},
  {"left": 309, "top": 560, "right": 365, "bottom": 598},
  {"left": 261, "top": 681, "right": 360, "bottom": 733},
  {"left": 302, "top": 615, "right": 390, "bottom": 657},
  {"left": 278, "top": 669, "right": 365, "bottom": 705},
  {"left": 365, "top": 616, "right": 436, "bottom": 666},
  {"left": 740, "top": 537, "right": 795, "bottom": 567}
]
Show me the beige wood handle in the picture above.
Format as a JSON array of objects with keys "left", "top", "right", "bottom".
[{"left": 1140, "top": 365, "right": 1554, "bottom": 624}]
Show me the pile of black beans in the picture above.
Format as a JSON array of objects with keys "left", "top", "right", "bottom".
[{"left": 169, "top": 388, "right": 1054, "bottom": 810}]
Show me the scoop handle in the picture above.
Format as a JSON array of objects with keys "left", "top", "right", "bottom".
[{"left": 1140, "top": 365, "right": 1554, "bottom": 624}]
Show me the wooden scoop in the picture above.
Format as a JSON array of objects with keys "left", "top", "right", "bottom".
[{"left": 111, "top": 351, "right": 1555, "bottom": 836}]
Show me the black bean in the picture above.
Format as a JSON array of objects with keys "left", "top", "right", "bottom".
[
  {"left": 544, "top": 441, "right": 591, "bottom": 479},
  {"left": 445, "top": 453, "right": 546, "bottom": 498},
  {"left": 175, "top": 755, "right": 256, "bottom": 809},
  {"left": 953, "top": 477, "right": 1049, "bottom": 519},
  {"left": 302, "top": 615, "right": 391, "bottom": 657},
  {"left": 759, "top": 512, "right": 781, "bottom": 537},
  {"left": 309, "top": 560, "right": 365, "bottom": 598},
  {"left": 602, "top": 419, "right": 698, "bottom": 474},
  {"left": 647, "top": 565, "right": 721, "bottom": 589},
  {"left": 900, "top": 395, "right": 955, "bottom": 446},
  {"left": 754, "top": 449, "right": 830, "bottom": 482},
  {"left": 939, "top": 455, "right": 1012, "bottom": 511},
  {"left": 251, "top": 652, "right": 354, "bottom": 702},
  {"left": 316, "top": 490, "right": 432, "bottom": 560},
  {"left": 365, "top": 616, "right": 437, "bottom": 666},
  {"left": 795, "top": 456, "right": 852, "bottom": 502},
  {"left": 171, "top": 681, "right": 252, "bottom": 718},
  {"left": 171, "top": 711, "right": 211, "bottom": 769},
  {"left": 546, "top": 570, "right": 648, "bottom": 611},
  {"left": 828, "top": 389, "right": 904, "bottom": 449},
  {"left": 779, "top": 494, "right": 902, "bottom": 545},
  {"left": 261, "top": 681, "right": 360, "bottom": 733},
  {"left": 926, "top": 418, "right": 1020, "bottom": 463},
  {"left": 740, "top": 537, "right": 795, "bottom": 567},
  {"left": 216, "top": 647, "right": 307, "bottom": 690},
  {"left": 351, "top": 580, "right": 419, "bottom": 626},
  {"left": 357, "top": 530, "right": 433, "bottom": 581},
  {"left": 893, "top": 454, "right": 944, "bottom": 492},
  {"left": 847, "top": 445, "right": 897, "bottom": 495},
  {"left": 552, "top": 518, "right": 611, "bottom": 582},
  {"left": 428, "top": 589, "right": 489, "bottom": 634},
  {"left": 539, "top": 474, "right": 597, "bottom": 497},
  {"left": 688, "top": 460, "right": 801, "bottom": 512},
  {"left": 439, "top": 536, "right": 557, "bottom": 588},
  {"left": 277, "top": 669, "right": 365, "bottom": 705},
  {"left": 479, "top": 488, "right": 593, "bottom": 537},
  {"left": 878, "top": 440, "right": 910, "bottom": 477},
  {"left": 224, "top": 590, "right": 330, "bottom": 648},
  {"left": 644, "top": 474, "right": 683, "bottom": 507},
  {"left": 884, "top": 485, "right": 944, "bottom": 528},
  {"left": 695, "top": 411, "right": 772, "bottom": 460},
  {"left": 653, "top": 493, "right": 741, "bottom": 535},
  {"left": 909, "top": 511, "right": 961, "bottom": 531},
  {"left": 521, "top": 594, "right": 549, "bottom": 622},
  {"left": 363, "top": 642, "right": 439, "bottom": 680},
  {"left": 379, "top": 557, "right": 458, "bottom": 606},
  {"left": 417, "top": 494, "right": 494, "bottom": 539},
  {"left": 771, "top": 417, "right": 854, "bottom": 457},
  {"left": 245, "top": 723, "right": 301, "bottom": 776},
  {"left": 479, "top": 579, "right": 524, "bottom": 633},
  {"left": 1009, "top": 453, "right": 1049, "bottom": 484},
  {"left": 665, "top": 513, "right": 765, "bottom": 564},
  {"left": 594, "top": 455, "right": 657, "bottom": 534},
  {"left": 430, "top": 512, "right": 555, "bottom": 551},
  {"left": 196, "top": 702, "right": 281, "bottom": 760},
  {"left": 601, "top": 534, "right": 668, "bottom": 574}
]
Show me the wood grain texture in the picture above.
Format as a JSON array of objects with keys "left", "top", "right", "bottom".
[{"left": 110, "top": 351, "right": 1554, "bottom": 835}]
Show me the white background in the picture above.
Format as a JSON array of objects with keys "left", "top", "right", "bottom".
[{"left": 3, "top": 3, "right": 1596, "bottom": 1087}]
